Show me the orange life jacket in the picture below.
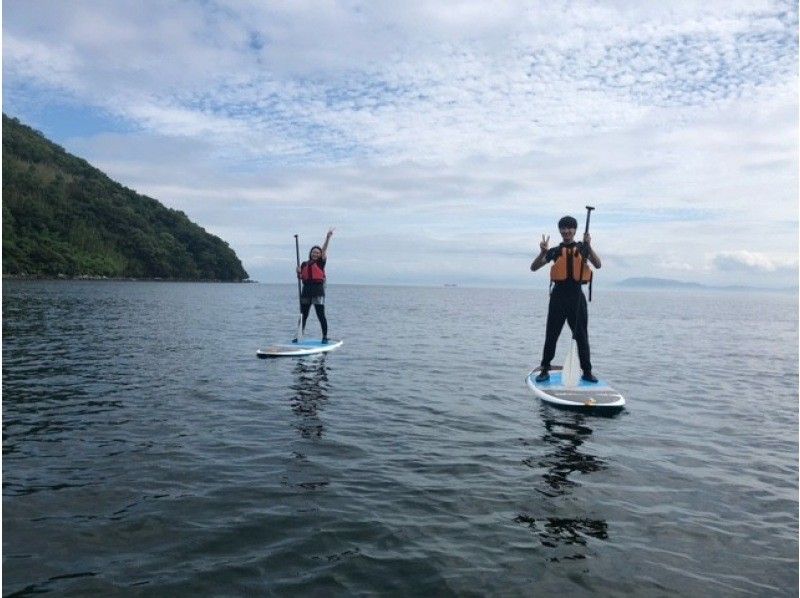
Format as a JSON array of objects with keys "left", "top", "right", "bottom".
[
  {"left": 300, "top": 260, "right": 326, "bottom": 283},
  {"left": 550, "top": 244, "right": 592, "bottom": 284}
]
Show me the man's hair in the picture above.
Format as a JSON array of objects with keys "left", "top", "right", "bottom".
[{"left": 558, "top": 215, "right": 578, "bottom": 229}]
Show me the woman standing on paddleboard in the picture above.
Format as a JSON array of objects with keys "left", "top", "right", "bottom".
[
  {"left": 530, "top": 215, "right": 601, "bottom": 383},
  {"left": 294, "top": 228, "right": 334, "bottom": 343}
]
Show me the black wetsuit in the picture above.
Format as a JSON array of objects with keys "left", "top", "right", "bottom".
[{"left": 540, "top": 242, "right": 592, "bottom": 374}]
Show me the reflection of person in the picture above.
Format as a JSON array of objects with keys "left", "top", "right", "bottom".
[
  {"left": 530, "top": 215, "right": 601, "bottom": 383},
  {"left": 518, "top": 412, "right": 610, "bottom": 556},
  {"left": 538, "top": 414, "right": 606, "bottom": 495},
  {"left": 291, "top": 359, "right": 329, "bottom": 428},
  {"left": 290, "top": 358, "right": 329, "bottom": 442},
  {"left": 294, "top": 228, "right": 334, "bottom": 343}
]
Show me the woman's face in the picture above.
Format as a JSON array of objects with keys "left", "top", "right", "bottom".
[{"left": 310, "top": 247, "right": 322, "bottom": 260}]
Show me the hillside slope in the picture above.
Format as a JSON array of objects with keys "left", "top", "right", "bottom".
[{"left": 2, "top": 114, "right": 249, "bottom": 281}]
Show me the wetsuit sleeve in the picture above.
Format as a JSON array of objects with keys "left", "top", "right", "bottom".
[{"left": 545, "top": 247, "right": 559, "bottom": 263}]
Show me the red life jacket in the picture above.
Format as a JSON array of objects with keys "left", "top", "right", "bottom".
[{"left": 300, "top": 260, "right": 326, "bottom": 283}]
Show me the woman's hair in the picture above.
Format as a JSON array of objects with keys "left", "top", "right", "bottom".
[{"left": 308, "top": 245, "right": 323, "bottom": 259}]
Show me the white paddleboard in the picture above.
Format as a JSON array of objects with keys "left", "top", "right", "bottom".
[
  {"left": 526, "top": 366, "right": 625, "bottom": 412},
  {"left": 257, "top": 339, "right": 343, "bottom": 358}
]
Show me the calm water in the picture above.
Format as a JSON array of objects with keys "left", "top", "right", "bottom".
[{"left": 3, "top": 281, "right": 798, "bottom": 596}]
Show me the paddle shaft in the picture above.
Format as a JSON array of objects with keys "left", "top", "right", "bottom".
[
  {"left": 294, "top": 234, "right": 302, "bottom": 310},
  {"left": 583, "top": 206, "right": 594, "bottom": 243},
  {"left": 571, "top": 206, "right": 594, "bottom": 339}
]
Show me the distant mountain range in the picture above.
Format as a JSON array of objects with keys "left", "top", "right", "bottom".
[
  {"left": 2, "top": 114, "right": 249, "bottom": 281},
  {"left": 615, "top": 277, "right": 796, "bottom": 292}
]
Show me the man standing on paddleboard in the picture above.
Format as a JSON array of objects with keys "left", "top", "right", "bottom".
[{"left": 530, "top": 215, "right": 601, "bottom": 383}]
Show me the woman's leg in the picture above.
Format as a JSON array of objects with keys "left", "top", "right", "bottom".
[
  {"left": 300, "top": 302, "right": 312, "bottom": 332},
  {"left": 314, "top": 304, "right": 328, "bottom": 339}
]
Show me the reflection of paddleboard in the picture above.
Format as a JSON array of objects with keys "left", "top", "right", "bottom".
[
  {"left": 526, "top": 366, "right": 625, "bottom": 412},
  {"left": 257, "top": 339, "right": 343, "bottom": 358}
]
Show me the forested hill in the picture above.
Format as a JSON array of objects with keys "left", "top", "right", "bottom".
[{"left": 2, "top": 114, "right": 249, "bottom": 281}]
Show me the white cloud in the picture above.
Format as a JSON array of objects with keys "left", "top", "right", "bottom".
[
  {"left": 3, "top": 35, "right": 82, "bottom": 90},
  {"left": 3, "top": 0, "right": 797, "bottom": 287},
  {"left": 5, "top": 0, "right": 796, "bottom": 162},
  {"left": 712, "top": 251, "right": 798, "bottom": 272}
]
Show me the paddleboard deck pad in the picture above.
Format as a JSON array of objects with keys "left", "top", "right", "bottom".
[
  {"left": 526, "top": 366, "right": 625, "bottom": 412},
  {"left": 257, "top": 339, "right": 343, "bottom": 358}
]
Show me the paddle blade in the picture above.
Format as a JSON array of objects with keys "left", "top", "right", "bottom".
[{"left": 562, "top": 340, "right": 580, "bottom": 388}]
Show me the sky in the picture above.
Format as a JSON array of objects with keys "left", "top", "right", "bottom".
[{"left": 3, "top": 0, "right": 798, "bottom": 288}]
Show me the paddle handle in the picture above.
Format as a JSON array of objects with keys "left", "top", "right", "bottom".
[{"left": 583, "top": 205, "right": 594, "bottom": 237}]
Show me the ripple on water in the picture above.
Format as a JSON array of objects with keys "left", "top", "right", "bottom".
[{"left": 3, "top": 282, "right": 798, "bottom": 595}]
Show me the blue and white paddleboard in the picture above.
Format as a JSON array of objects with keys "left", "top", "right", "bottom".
[
  {"left": 257, "top": 339, "right": 343, "bottom": 358},
  {"left": 526, "top": 366, "right": 625, "bottom": 412}
]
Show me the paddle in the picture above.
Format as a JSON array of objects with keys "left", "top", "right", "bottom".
[
  {"left": 562, "top": 206, "right": 594, "bottom": 388},
  {"left": 294, "top": 234, "right": 303, "bottom": 341}
]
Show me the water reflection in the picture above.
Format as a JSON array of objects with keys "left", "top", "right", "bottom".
[
  {"left": 281, "top": 357, "right": 331, "bottom": 493},
  {"left": 517, "top": 407, "right": 609, "bottom": 561},
  {"left": 528, "top": 409, "right": 607, "bottom": 498},
  {"left": 288, "top": 356, "right": 329, "bottom": 439}
]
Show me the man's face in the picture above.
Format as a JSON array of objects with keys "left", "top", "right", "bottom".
[{"left": 560, "top": 227, "right": 576, "bottom": 243}]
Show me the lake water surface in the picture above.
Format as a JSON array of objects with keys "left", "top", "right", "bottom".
[{"left": 3, "top": 281, "right": 798, "bottom": 596}]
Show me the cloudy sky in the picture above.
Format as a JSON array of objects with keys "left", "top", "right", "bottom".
[{"left": 3, "top": 0, "right": 798, "bottom": 288}]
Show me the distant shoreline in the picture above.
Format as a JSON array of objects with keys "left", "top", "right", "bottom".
[
  {"left": 2, "top": 274, "right": 254, "bottom": 283},
  {"left": 615, "top": 277, "right": 797, "bottom": 293},
  {"left": 3, "top": 276, "right": 796, "bottom": 293}
]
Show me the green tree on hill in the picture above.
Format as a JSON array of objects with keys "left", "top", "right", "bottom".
[{"left": 2, "top": 114, "right": 249, "bottom": 281}]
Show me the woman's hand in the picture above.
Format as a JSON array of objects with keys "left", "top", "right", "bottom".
[{"left": 321, "top": 228, "right": 335, "bottom": 257}]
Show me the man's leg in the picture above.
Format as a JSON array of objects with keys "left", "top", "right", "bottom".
[
  {"left": 540, "top": 295, "right": 567, "bottom": 369},
  {"left": 566, "top": 292, "right": 593, "bottom": 377}
]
